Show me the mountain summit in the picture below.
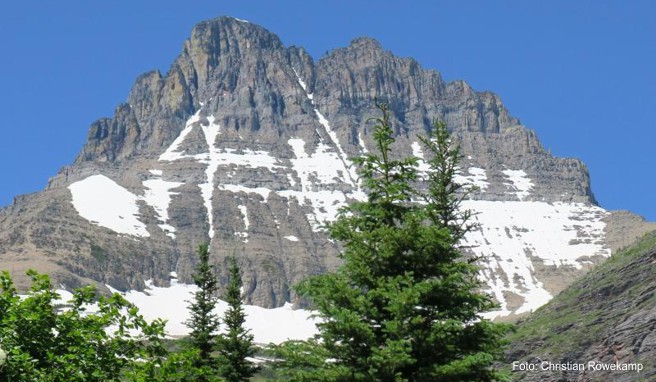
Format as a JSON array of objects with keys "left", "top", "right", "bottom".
[{"left": 0, "top": 16, "right": 653, "bottom": 317}]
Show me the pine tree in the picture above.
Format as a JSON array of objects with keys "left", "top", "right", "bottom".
[
  {"left": 276, "top": 103, "right": 510, "bottom": 381},
  {"left": 217, "top": 257, "right": 259, "bottom": 382},
  {"left": 185, "top": 242, "right": 221, "bottom": 378}
]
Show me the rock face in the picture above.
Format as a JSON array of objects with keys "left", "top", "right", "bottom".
[
  {"left": 0, "top": 17, "right": 651, "bottom": 314},
  {"left": 506, "top": 231, "right": 656, "bottom": 381}
]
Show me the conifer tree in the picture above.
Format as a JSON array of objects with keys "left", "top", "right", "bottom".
[
  {"left": 275, "top": 103, "right": 510, "bottom": 381},
  {"left": 217, "top": 257, "right": 259, "bottom": 382},
  {"left": 185, "top": 242, "right": 221, "bottom": 378}
]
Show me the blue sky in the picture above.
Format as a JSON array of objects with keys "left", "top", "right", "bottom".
[{"left": 0, "top": 1, "right": 654, "bottom": 221}]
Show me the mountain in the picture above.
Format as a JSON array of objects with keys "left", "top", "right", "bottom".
[
  {"left": 0, "top": 16, "right": 653, "bottom": 320},
  {"left": 506, "top": 230, "right": 656, "bottom": 381}
]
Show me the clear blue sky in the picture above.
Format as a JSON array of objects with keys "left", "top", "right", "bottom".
[{"left": 1, "top": 1, "right": 654, "bottom": 221}]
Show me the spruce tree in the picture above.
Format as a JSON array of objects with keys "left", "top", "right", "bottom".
[
  {"left": 185, "top": 242, "right": 221, "bottom": 378},
  {"left": 277, "top": 103, "right": 510, "bottom": 381},
  {"left": 217, "top": 257, "right": 259, "bottom": 382}
]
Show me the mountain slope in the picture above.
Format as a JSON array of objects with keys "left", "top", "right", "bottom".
[
  {"left": 506, "top": 229, "right": 656, "bottom": 381},
  {"left": 0, "top": 16, "right": 653, "bottom": 318}
]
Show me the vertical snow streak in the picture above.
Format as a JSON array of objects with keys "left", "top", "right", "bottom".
[
  {"left": 358, "top": 131, "right": 368, "bottom": 153},
  {"left": 158, "top": 109, "right": 219, "bottom": 241},
  {"left": 142, "top": 172, "right": 183, "bottom": 239},
  {"left": 293, "top": 68, "right": 358, "bottom": 188},
  {"left": 235, "top": 204, "right": 249, "bottom": 242},
  {"left": 159, "top": 110, "right": 203, "bottom": 161},
  {"left": 313, "top": 109, "right": 359, "bottom": 186},
  {"left": 199, "top": 115, "right": 221, "bottom": 239}
]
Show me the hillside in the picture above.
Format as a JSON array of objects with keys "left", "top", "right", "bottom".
[{"left": 506, "top": 230, "right": 656, "bottom": 381}]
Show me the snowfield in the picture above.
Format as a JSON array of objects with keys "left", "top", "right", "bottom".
[
  {"left": 464, "top": 200, "right": 609, "bottom": 318},
  {"left": 68, "top": 175, "right": 150, "bottom": 237},
  {"left": 105, "top": 277, "right": 319, "bottom": 344}
]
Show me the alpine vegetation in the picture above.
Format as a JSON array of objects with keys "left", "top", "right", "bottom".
[{"left": 273, "top": 104, "right": 510, "bottom": 381}]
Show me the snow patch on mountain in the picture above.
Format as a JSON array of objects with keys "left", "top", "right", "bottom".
[
  {"left": 236, "top": 204, "right": 249, "bottom": 241},
  {"left": 292, "top": 68, "right": 309, "bottom": 94},
  {"left": 107, "top": 278, "right": 318, "bottom": 344},
  {"left": 456, "top": 167, "right": 490, "bottom": 192},
  {"left": 159, "top": 109, "right": 202, "bottom": 161},
  {"left": 411, "top": 141, "right": 431, "bottom": 173},
  {"left": 503, "top": 169, "right": 534, "bottom": 201},
  {"left": 208, "top": 148, "right": 281, "bottom": 170},
  {"left": 413, "top": 141, "right": 490, "bottom": 192},
  {"left": 287, "top": 139, "right": 348, "bottom": 188},
  {"left": 68, "top": 175, "right": 150, "bottom": 237},
  {"left": 293, "top": 69, "right": 358, "bottom": 185},
  {"left": 70, "top": 173, "right": 185, "bottom": 239},
  {"left": 314, "top": 109, "right": 358, "bottom": 186},
  {"left": 463, "top": 200, "right": 610, "bottom": 317},
  {"left": 159, "top": 111, "right": 283, "bottom": 239},
  {"left": 156, "top": 110, "right": 222, "bottom": 239},
  {"left": 358, "top": 132, "right": 368, "bottom": 153},
  {"left": 142, "top": 173, "right": 183, "bottom": 239},
  {"left": 285, "top": 138, "right": 352, "bottom": 230}
]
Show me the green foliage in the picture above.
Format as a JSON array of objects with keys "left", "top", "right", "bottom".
[
  {"left": 131, "top": 348, "right": 220, "bottom": 382},
  {"left": 274, "top": 103, "right": 510, "bottom": 381},
  {"left": 270, "top": 339, "right": 343, "bottom": 382},
  {"left": 0, "top": 270, "right": 167, "bottom": 382},
  {"left": 185, "top": 242, "right": 221, "bottom": 380},
  {"left": 217, "top": 257, "right": 259, "bottom": 381}
]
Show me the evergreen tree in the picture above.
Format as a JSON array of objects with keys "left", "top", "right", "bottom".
[
  {"left": 185, "top": 242, "right": 221, "bottom": 378},
  {"left": 217, "top": 257, "right": 259, "bottom": 382},
  {"left": 275, "top": 103, "right": 510, "bottom": 381}
]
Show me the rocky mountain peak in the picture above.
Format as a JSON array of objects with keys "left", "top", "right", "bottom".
[
  {"left": 185, "top": 16, "right": 286, "bottom": 86},
  {"left": 339, "top": 36, "right": 387, "bottom": 63},
  {"left": 191, "top": 16, "right": 283, "bottom": 49},
  {"left": 3, "top": 16, "right": 653, "bottom": 321},
  {"left": 77, "top": 16, "right": 305, "bottom": 165},
  {"left": 348, "top": 36, "right": 383, "bottom": 49}
]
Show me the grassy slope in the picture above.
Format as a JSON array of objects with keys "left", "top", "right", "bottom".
[{"left": 505, "top": 230, "right": 656, "bottom": 380}]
